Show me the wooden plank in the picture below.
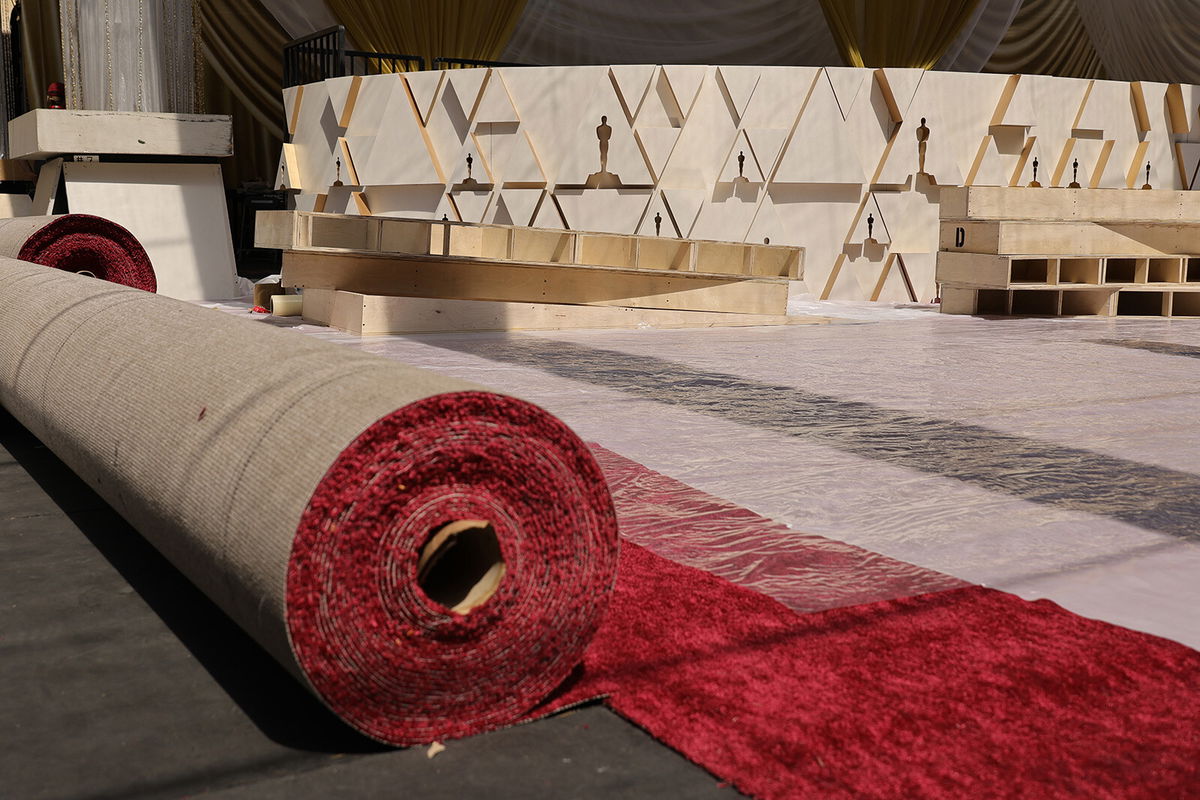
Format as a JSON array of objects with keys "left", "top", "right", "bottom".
[
  {"left": 254, "top": 210, "right": 301, "bottom": 250},
  {"left": 321, "top": 290, "right": 821, "bottom": 335},
  {"left": 281, "top": 251, "right": 789, "bottom": 315},
  {"left": 300, "top": 287, "right": 335, "bottom": 325},
  {"left": 938, "top": 286, "right": 978, "bottom": 315},
  {"left": 577, "top": 233, "right": 635, "bottom": 268},
  {"left": 694, "top": 241, "right": 750, "bottom": 275},
  {"left": 940, "top": 185, "right": 1200, "bottom": 222},
  {"left": 939, "top": 220, "right": 1200, "bottom": 256},
  {"left": 935, "top": 251, "right": 1014, "bottom": 287},
  {"left": 636, "top": 238, "right": 692, "bottom": 271},
  {"left": 9, "top": 109, "right": 232, "bottom": 159}
]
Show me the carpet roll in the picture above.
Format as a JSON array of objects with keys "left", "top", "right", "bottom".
[
  {"left": 0, "top": 214, "right": 156, "bottom": 291},
  {"left": 0, "top": 256, "right": 618, "bottom": 745}
]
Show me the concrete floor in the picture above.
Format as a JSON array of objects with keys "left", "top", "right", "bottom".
[{"left": 0, "top": 410, "right": 740, "bottom": 800}]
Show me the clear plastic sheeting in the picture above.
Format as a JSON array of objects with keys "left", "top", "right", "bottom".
[{"left": 218, "top": 301, "right": 1200, "bottom": 651}]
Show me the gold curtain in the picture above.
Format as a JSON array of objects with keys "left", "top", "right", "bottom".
[
  {"left": 818, "top": 0, "right": 981, "bottom": 68},
  {"left": 325, "top": 0, "right": 528, "bottom": 70},
  {"left": 18, "top": 0, "right": 62, "bottom": 109},
  {"left": 984, "top": 0, "right": 1105, "bottom": 79},
  {"left": 195, "top": 0, "right": 288, "bottom": 187}
]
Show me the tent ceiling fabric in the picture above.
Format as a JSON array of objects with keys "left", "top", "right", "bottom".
[
  {"left": 818, "top": 0, "right": 981, "bottom": 69},
  {"left": 935, "top": 0, "right": 1022, "bottom": 72},
  {"left": 324, "top": 0, "right": 528, "bottom": 70},
  {"left": 1082, "top": 0, "right": 1200, "bottom": 84},
  {"left": 500, "top": 0, "right": 842, "bottom": 67},
  {"left": 258, "top": 0, "right": 343, "bottom": 41},
  {"left": 984, "top": 0, "right": 1105, "bottom": 79}
]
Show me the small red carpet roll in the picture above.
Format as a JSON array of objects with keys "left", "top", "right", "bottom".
[
  {"left": 289, "top": 392, "right": 620, "bottom": 744},
  {"left": 0, "top": 213, "right": 156, "bottom": 291}
]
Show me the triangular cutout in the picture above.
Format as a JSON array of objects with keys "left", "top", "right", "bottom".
[
  {"left": 662, "top": 65, "right": 707, "bottom": 119},
  {"left": 503, "top": 131, "right": 548, "bottom": 185},
  {"left": 449, "top": 188, "right": 494, "bottom": 223},
  {"left": 743, "top": 128, "right": 790, "bottom": 179},
  {"left": 875, "top": 68, "right": 924, "bottom": 123},
  {"left": 447, "top": 68, "right": 490, "bottom": 122},
  {"left": 773, "top": 76, "right": 865, "bottom": 184},
  {"left": 474, "top": 73, "right": 520, "bottom": 123},
  {"left": 716, "top": 66, "right": 760, "bottom": 123},
  {"left": 610, "top": 65, "right": 656, "bottom": 124},
  {"left": 744, "top": 199, "right": 788, "bottom": 247},
  {"left": 533, "top": 193, "right": 568, "bottom": 229},
  {"left": 824, "top": 67, "right": 870, "bottom": 121},
  {"left": 873, "top": 254, "right": 912, "bottom": 303},
  {"left": 847, "top": 195, "right": 889, "bottom": 245},
  {"left": 990, "top": 74, "right": 1035, "bottom": 127},
  {"left": 491, "top": 189, "right": 544, "bottom": 226},
  {"left": 661, "top": 189, "right": 706, "bottom": 238},
  {"left": 719, "top": 131, "right": 765, "bottom": 183},
  {"left": 405, "top": 71, "right": 444, "bottom": 125},
  {"left": 472, "top": 122, "right": 519, "bottom": 184},
  {"left": 636, "top": 191, "right": 678, "bottom": 237},
  {"left": 635, "top": 127, "right": 681, "bottom": 181},
  {"left": 326, "top": 76, "right": 359, "bottom": 128}
]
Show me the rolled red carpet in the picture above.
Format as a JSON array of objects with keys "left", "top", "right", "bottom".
[
  {"left": 289, "top": 392, "right": 619, "bottom": 744},
  {"left": 0, "top": 258, "right": 617, "bottom": 746},
  {"left": 0, "top": 213, "right": 156, "bottom": 291}
]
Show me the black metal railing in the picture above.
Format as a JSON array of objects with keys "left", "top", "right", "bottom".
[
  {"left": 432, "top": 57, "right": 528, "bottom": 70},
  {"left": 283, "top": 26, "right": 424, "bottom": 88}
]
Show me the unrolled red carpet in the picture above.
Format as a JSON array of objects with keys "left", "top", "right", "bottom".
[{"left": 556, "top": 449, "right": 1200, "bottom": 799}]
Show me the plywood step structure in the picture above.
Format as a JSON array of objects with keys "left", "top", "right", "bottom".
[
  {"left": 256, "top": 211, "right": 803, "bottom": 327},
  {"left": 256, "top": 210, "right": 802, "bottom": 278},
  {"left": 937, "top": 187, "right": 1200, "bottom": 317}
]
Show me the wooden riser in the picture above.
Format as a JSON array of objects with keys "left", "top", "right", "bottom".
[
  {"left": 940, "top": 285, "right": 1200, "bottom": 317},
  {"left": 256, "top": 210, "right": 803, "bottom": 280},
  {"left": 940, "top": 186, "right": 1200, "bottom": 223},
  {"left": 937, "top": 251, "right": 1200, "bottom": 288},
  {"left": 281, "top": 251, "right": 790, "bottom": 316},
  {"left": 939, "top": 220, "right": 1200, "bottom": 256},
  {"left": 301, "top": 288, "right": 823, "bottom": 335}
]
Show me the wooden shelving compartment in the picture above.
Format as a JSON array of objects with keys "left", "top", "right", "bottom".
[
  {"left": 1104, "top": 257, "right": 1141, "bottom": 284},
  {"left": 1171, "top": 291, "right": 1200, "bottom": 316},
  {"left": 1061, "top": 289, "right": 1115, "bottom": 316},
  {"left": 1010, "top": 258, "right": 1053, "bottom": 284},
  {"left": 1058, "top": 258, "right": 1102, "bottom": 284},
  {"left": 1146, "top": 257, "right": 1184, "bottom": 283},
  {"left": 1009, "top": 290, "right": 1059, "bottom": 315},
  {"left": 1187, "top": 258, "right": 1200, "bottom": 282},
  {"left": 1115, "top": 291, "right": 1168, "bottom": 316}
]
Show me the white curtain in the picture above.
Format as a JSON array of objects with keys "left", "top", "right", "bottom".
[
  {"left": 501, "top": 0, "right": 843, "bottom": 66},
  {"left": 60, "top": 0, "right": 196, "bottom": 112}
]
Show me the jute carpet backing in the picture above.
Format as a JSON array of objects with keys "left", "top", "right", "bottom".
[
  {"left": 0, "top": 215, "right": 156, "bottom": 291},
  {"left": 0, "top": 256, "right": 618, "bottom": 744}
]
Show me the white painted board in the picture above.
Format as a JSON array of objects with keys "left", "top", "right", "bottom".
[{"left": 62, "top": 162, "right": 239, "bottom": 301}]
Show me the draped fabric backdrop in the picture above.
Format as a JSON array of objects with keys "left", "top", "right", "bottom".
[
  {"left": 196, "top": 0, "right": 287, "bottom": 187},
  {"left": 818, "top": 0, "right": 981, "bottom": 68},
  {"left": 324, "top": 0, "right": 527, "bottom": 70},
  {"left": 501, "top": 0, "right": 842, "bottom": 67},
  {"left": 1083, "top": 0, "right": 1200, "bottom": 84},
  {"left": 18, "top": 0, "right": 61, "bottom": 110},
  {"left": 935, "top": 0, "right": 1021, "bottom": 72},
  {"left": 984, "top": 0, "right": 1105, "bottom": 78}
]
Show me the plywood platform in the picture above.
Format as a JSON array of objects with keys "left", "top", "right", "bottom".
[
  {"left": 301, "top": 288, "right": 825, "bottom": 335},
  {"left": 282, "top": 250, "right": 789, "bottom": 315}
]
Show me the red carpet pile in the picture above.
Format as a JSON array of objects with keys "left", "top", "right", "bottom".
[{"left": 560, "top": 448, "right": 1200, "bottom": 799}]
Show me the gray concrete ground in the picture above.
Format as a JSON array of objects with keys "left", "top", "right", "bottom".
[{"left": 0, "top": 409, "right": 742, "bottom": 800}]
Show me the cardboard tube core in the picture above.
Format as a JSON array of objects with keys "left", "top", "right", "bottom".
[{"left": 417, "top": 520, "right": 506, "bottom": 614}]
